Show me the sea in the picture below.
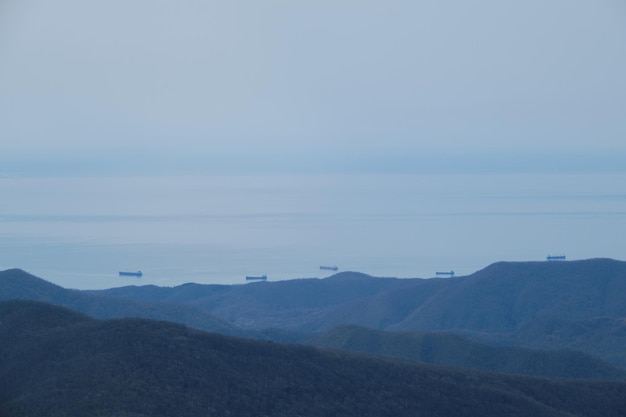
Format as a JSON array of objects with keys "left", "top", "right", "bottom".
[{"left": 2, "top": 172, "right": 625, "bottom": 289}]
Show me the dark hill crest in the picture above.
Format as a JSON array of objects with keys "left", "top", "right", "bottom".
[
  {"left": 2, "top": 300, "right": 626, "bottom": 417},
  {"left": 0, "top": 299, "right": 92, "bottom": 336},
  {"left": 0, "top": 268, "right": 68, "bottom": 302}
]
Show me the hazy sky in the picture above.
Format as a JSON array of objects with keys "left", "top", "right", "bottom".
[
  {"left": 2, "top": 1, "right": 626, "bottom": 286},
  {"left": 1, "top": 0, "right": 626, "bottom": 175}
]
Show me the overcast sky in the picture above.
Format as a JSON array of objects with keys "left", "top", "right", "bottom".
[{"left": 1, "top": 0, "right": 625, "bottom": 175}]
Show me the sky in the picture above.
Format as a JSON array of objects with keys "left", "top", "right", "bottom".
[{"left": 1, "top": 0, "right": 626, "bottom": 176}]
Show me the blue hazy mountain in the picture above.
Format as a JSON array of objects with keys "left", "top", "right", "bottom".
[
  {"left": 0, "top": 268, "right": 245, "bottom": 337},
  {"left": 3, "top": 258, "right": 626, "bottom": 370}
]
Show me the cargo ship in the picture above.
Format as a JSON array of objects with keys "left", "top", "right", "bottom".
[
  {"left": 320, "top": 266, "right": 338, "bottom": 271},
  {"left": 435, "top": 271, "right": 455, "bottom": 277},
  {"left": 246, "top": 275, "right": 267, "bottom": 281},
  {"left": 119, "top": 271, "right": 143, "bottom": 277}
]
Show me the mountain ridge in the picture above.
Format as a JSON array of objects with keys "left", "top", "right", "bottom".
[
  {"left": 88, "top": 258, "right": 626, "bottom": 367},
  {"left": 0, "top": 268, "right": 246, "bottom": 337},
  {"left": 3, "top": 258, "right": 626, "bottom": 367}
]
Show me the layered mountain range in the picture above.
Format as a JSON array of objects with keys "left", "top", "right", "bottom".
[
  {"left": 3, "top": 259, "right": 626, "bottom": 369},
  {"left": 2, "top": 259, "right": 626, "bottom": 372},
  {"left": 3, "top": 259, "right": 626, "bottom": 415}
]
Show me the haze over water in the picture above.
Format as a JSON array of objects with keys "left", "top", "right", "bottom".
[
  {"left": 1, "top": 1, "right": 625, "bottom": 289},
  {"left": 2, "top": 168, "right": 625, "bottom": 289}
]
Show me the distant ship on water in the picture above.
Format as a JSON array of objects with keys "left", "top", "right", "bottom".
[
  {"left": 246, "top": 275, "right": 267, "bottom": 281},
  {"left": 320, "top": 266, "right": 338, "bottom": 271},
  {"left": 547, "top": 255, "right": 566, "bottom": 261},
  {"left": 435, "top": 271, "right": 455, "bottom": 277},
  {"left": 119, "top": 271, "right": 143, "bottom": 277}
]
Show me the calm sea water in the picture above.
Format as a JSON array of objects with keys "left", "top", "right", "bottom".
[{"left": 1, "top": 173, "right": 625, "bottom": 289}]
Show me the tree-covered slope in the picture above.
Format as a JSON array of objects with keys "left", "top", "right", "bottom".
[
  {"left": 5, "top": 258, "right": 626, "bottom": 368},
  {"left": 92, "top": 259, "right": 626, "bottom": 334},
  {"left": 95, "top": 271, "right": 421, "bottom": 332},
  {"left": 389, "top": 258, "right": 626, "bottom": 332},
  {"left": 2, "top": 300, "right": 626, "bottom": 417},
  {"left": 309, "top": 325, "right": 626, "bottom": 380},
  {"left": 0, "top": 269, "right": 243, "bottom": 337}
]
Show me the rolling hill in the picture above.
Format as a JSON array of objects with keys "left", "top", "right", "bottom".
[
  {"left": 3, "top": 258, "right": 626, "bottom": 369},
  {"left": 309, "top": 325, "right": 626, "bottom": 380},
  {"left": 90, "top": 258, "right": 626, "bottom": 366},
  {"left": 2, "top": 300, "right": 626, "bottom": 417},
  {"left": 0, "top": 268, "right": 245, "bottom": 337},
  {"left": 386, "top": 258, "right": 626, "bottom": 332},
  {"left": 93, "top": 259, "right": 626, "bottom": 333}
]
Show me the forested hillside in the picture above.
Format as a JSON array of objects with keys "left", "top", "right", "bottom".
[
  {"left": 2, "top": 300, "right": 626, "bottom": 417},
  {"left": 3, "top": 258, "right": 626, "bottom": 369},
  {"left": 309, "top": 325, "right": 626, "bottom": 379},
  {"left": 0, "top": 268, "right": 245, "bottom": 337},
  {"left": 91, "top": 258, "right": 626, "bottom": 366}
]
